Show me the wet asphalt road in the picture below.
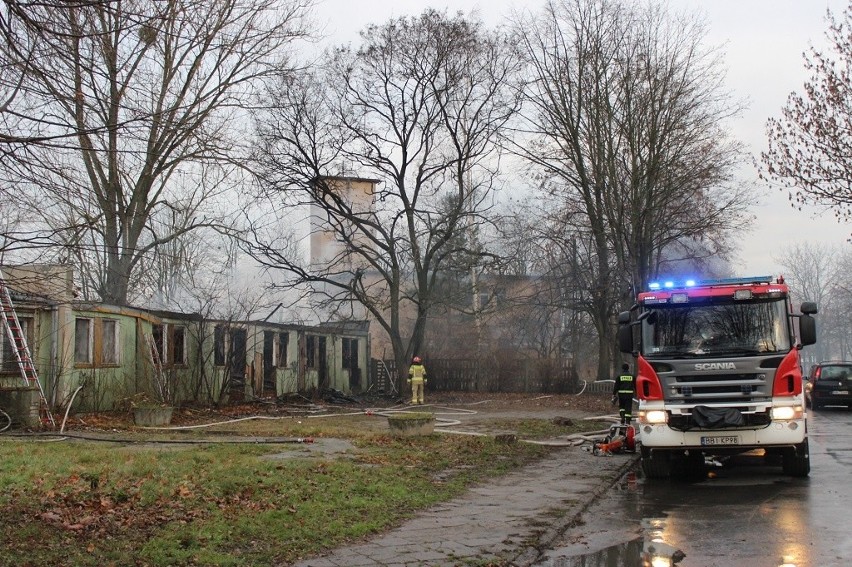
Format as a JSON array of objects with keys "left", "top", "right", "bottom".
[{"left": 537, "top": 406, "right": 852, "bottom": 567}]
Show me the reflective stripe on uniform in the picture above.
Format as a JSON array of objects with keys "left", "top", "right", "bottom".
[{"left": 409, "top": 364, "right": 426, "bottom": 381}]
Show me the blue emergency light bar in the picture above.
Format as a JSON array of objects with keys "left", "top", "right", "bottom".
[
  {"left": 646, "top": 275, "right": 773, "bottom": 291},
  {"left": 648, "top": 279, "right": 695, "bottom": 290}
]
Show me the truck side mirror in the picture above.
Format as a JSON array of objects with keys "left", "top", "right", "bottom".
[
  {"left": 616, "top": 309, "right": 649, "bottom": 354},
  {"left": 616, "top": 311, "right": 633, "bottom": 353},
  {"left": 618, "top": 324, "right": 633, "bottom": 354},
  {"left": 801, "top": 301, "right": 818, "bottom": 315},
  {"left": 618, "top": 311, "right": 633, "bottom": 353},
  {"left": 799, "top": 314, "right": 817, "bottom": 346}
]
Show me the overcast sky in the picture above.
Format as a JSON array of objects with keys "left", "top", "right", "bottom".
[{"left": 311, "top": 0, "right": 852, "bottom": 277}]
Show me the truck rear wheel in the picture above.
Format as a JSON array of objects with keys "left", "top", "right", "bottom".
[
  {"left": 641, "top": 446, "right": 671, "bottom": 479},
  {"left": 782, "top": 439, "right": 810, "bottom": 477}
]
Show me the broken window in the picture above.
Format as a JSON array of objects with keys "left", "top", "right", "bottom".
[
  {"left": 171, "top": 325, "right": 186, "bottom": 365},
  {"left": 342, "top": 338, "right": 358, "bottom": 370},
  {"left": 152, "top": 323, "right": 166, "bottom": 365},
  {"left": 214, "top": 325, "right": 226, "bottom": 366},
  {"left": 151, "top": 323, "right": 186, "bottom": 366},
  {"left": 278, "top": 332, "right": 289, "bottom": 367},
  {"left": 306, "top": 335, "right": 316, "bottom": 368},
  {"left": 74, "top": 318, "right": 92, "bottom": 364},
  {"left": 101, "top": 319, "right": 119, "bottom": 365},
  {"left": 75, "top": 317, "right": 123, "bottom": 367}
]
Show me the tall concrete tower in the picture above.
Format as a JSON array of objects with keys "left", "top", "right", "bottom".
[{"left": 309, "top": 176, "right": 380, "bottom": 269}]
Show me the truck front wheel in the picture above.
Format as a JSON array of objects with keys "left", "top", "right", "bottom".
[
  {"left": 673, "top": 450, "right": 705, "bottom": 478},
  {"left": 641, "top": 446, "right": 671, "bottom": 479},
  {"left": 782, "top": 439, "right": 810, "bottom": 477}
]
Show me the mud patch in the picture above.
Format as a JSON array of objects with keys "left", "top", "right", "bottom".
[
  {"left": 261, "top": 438, "right": 357, "bottom": 460},
  {"left": 431, "top": 464, "right": 475, "bottom": 483}
]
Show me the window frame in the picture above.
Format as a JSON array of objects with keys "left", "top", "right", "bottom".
[
  {"left": 277, "top": 332, "right": 289, "bottom": 368},
  {"left": 170, "top": 325, "right": 186, "bottom": 366},
  {"left": 152, "top": 323, "right": 166, "bottom": 367},
  {"left": 75, "top": 317, "right": 124, "bottom": 368},
  {"left": 74, "top": 317, "right": 93, "bottom": 365},
  {"left": 151, "top": 323, "right": 188, "bottom": 367},
  {"left": 214, "top": 325, "right": 226, "bottom": 367},
  {"left": 100, "top": 318, "right": 120, "bottom": 366},
  {"left": 306, "top": 335, "right": 316, "bottom": 368},
  {"left": 342, "top": 337, "right": 358, "bottom": 370}
]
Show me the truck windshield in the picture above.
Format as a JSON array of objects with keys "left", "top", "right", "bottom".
[{"left": 641, "top": 298, "right": 791, "bottom": 358}]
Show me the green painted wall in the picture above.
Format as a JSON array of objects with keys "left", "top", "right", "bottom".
[{"left": 2, "top": 301, "right": 370, "bottom": 418}]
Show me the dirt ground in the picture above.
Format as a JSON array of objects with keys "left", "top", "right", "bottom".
[
  {"left": 424, "top": 390, "right": 614, "bottom": 416},
  {"left": 61, "top": 390, "right": 616, "bottom": 433}
]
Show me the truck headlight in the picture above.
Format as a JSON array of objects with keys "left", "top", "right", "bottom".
[
  {"left": 771, "top": 406, "right": 803, "bottom": 421},
  {"left": 649, "top": 556, "right": 673, "bottom": 567},
  {"left": 639, "top": 410, "right": 668, "bottom": 424}
]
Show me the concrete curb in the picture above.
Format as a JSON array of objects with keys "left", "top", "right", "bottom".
[
  {"left": 291, "top": 445, "right": 640, "bottom": 567},
  {"left": 508, "top": 452, "right": 640, "bottom": 566}
]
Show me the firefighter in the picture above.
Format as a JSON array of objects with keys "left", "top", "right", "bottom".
[
  {"left": 612, "top": 363, "right": 635, "bottom": 424},
  {"left": 408, "top": 356, "right": 427, "bottom": 405}
]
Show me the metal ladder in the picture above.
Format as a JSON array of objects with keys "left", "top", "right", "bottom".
[
  {"left": 377, "top": 359, "right": 398, "bottom": 395},
  {"left": 0, "top": 269, "right": 55, "bottom": 427}
]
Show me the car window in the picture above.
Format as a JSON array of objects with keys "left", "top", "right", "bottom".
[{"left": 820, "top": 365, "right": 852, "bottom": 380}]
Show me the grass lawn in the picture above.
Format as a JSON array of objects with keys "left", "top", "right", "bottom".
[{"left": 0, "top": 406, "right": 608, "bottom": 566}]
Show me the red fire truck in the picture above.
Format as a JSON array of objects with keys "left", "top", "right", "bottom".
[{"left": 617, "top": 276, "right": 818, "bottom": 478}]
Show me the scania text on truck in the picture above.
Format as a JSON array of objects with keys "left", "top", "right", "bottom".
[{"left": 617, "top": 276, "right": 818, "bottom": 478}]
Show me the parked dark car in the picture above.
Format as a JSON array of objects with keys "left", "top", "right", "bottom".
[{"left": 807, "top": 361, "right": 852, "bottom": 409}]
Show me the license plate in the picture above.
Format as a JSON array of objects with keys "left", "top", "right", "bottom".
[
  {"left": 831, "top": 390, "right": 849, "bottom": 395},
  {"left": 700, "top": 435, "right": 740, "bottom": 446}
]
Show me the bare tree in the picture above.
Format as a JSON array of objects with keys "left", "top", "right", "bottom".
[
  {"left": 1, "top": 1, "right": 107, "bottom": 259},
  {"left": 774, "top": 241, "right": 851, "bottom": 363},
  {"left": 0, "top": 0, "right": 314, "bottom": 304},
  {"left": 833, "top": 249, "right": 852, "bottom": 360},
  {"left": 509, "top": 0, "right": 747, "bottom": 379},
  {"left": 509, "top": 208, "right": 607, "bottom": 373},
  {"left": 761, "top": 4, "right": 852, "bottom": 226},
  {"left": 250, "top": 9, "right": 520, "bottom": 382}
]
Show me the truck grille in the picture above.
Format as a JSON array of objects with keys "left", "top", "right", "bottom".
[
  {"left": 664, "top": 372, "right": 770, "bottom": 403},
  {"left": 668, "top": 410, "right": 771, "bottom": 431}
]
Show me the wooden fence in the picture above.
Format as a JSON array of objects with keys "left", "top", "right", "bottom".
[{"left": 370, "top": 357, "right": 588, "bottom": 395}]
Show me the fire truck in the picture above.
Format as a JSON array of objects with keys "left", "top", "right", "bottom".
[{"left": 617, "top": 276, "right": 817, "bottom": 478}]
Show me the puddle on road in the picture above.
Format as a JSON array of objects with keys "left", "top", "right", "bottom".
[
  {"left": 536, "top": 537, "right": 644, "bottom": 567},
  {"left": 536, "top": 464, "right": 806, "bottom": 567},
  {"left": 536, "top": 470, "right": 688, "bottom": 566},
  {"left": 535, "top": 519, "right": 686, "bottom": 567}
]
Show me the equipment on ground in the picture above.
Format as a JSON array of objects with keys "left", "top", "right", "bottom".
[
  {"left": 617, "top": 276, "right": 817, "bottom": 478},
  {"left": 592, "top": 423, "right": 636, "bottom": 455}
]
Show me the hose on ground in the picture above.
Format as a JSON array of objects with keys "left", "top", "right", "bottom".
[
  {"left": 28, "top": 399, "right": 621, "bottom": 449},
  {"left": 60, "top": 385, "right": 84, "bottom": 434},
  {"left": 0, "top": 407, "right": 11, "bottom": 433},
  {"left": 2, "top": 430, "right": 316, "bottom": 444}
]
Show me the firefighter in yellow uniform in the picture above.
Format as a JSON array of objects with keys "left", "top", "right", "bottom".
[
  {"left": 408, "top": 356, "right": 427, "bottom": 405},
  {"left": 612, "top": 363, "right": 635, "bottom": 424}
]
